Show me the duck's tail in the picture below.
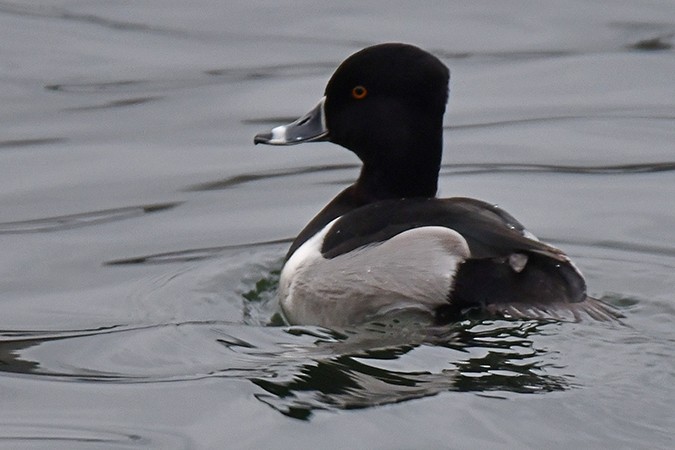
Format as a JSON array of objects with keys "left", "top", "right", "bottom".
[{"left": 482, "top": 295, "right": 624, "bottom": 322}]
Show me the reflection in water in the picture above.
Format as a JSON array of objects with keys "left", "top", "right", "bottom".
[
  {"left": 0, "top": 242, "right": 637, "bottom": 421},
  {"left": 252, "top": 353, "right": 459, "bottom": 421},
  {"left": 0, "top": 339, "right": 39, "bottom": 374},
  {"left": 0, "top": 316, "right": 573, "bottom": 421},
  {"left": 251, "top": 320, "right": 570, "bottom": 420}
]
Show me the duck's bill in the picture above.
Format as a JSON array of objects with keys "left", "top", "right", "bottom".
[{"left": 254, "top": 97, "right": 329, "bottom": 145}]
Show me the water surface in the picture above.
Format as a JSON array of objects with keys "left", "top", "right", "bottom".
[{"left": 1, "top": 1, "right": 674, "bottom": 448}]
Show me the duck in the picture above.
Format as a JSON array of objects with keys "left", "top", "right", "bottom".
[{"left": 254, "top": 43, "right": 617, "bottom": 327}]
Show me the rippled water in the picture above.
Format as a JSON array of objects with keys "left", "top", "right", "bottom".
[{"left": 1, "top": 1, "right": 674, "bottom": 448}]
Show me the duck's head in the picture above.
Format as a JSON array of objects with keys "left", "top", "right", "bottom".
[{"left": 255, "top": 43, "right": 450, "bottom": 199}]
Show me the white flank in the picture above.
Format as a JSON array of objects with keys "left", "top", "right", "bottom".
[{"left": 279, "top": 223, "right": 471, "bottom": 327}]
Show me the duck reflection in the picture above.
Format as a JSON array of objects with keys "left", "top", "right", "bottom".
[
  {"left": 246, "top": 320, "right": 569, "bottom": 420},
  {"left": 0, "top": 275, "right": 580, "bottom": 425},
  {"left": 0, "top": 318, "right": 569, "bottom": 421}
]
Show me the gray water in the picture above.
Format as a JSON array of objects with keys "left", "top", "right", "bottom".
[{"left": 1, "top": 1, "right": 674, "bottom": 448}]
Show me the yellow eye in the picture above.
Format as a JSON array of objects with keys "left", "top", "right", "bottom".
[{"left": 351, "top": 85, "right": 367, "bottom": 99}]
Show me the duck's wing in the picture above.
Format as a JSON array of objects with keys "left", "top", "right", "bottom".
[
  {"left": 320, "top": 197, "right": 621, "bottom": 322},
  {"left": 321, "top": 197, "right": 560, "bottom": 260}
]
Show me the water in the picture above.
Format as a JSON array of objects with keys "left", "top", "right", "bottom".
[{"left": 1, "top": 0, "right": 674, "bottom": 448}]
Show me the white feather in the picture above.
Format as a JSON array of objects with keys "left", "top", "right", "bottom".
[{"left": 279, "top": 222, "right": 471, "bottom": 327}]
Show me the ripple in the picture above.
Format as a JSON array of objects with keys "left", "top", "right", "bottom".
[
  {"left": 46, "top": 61, "right": 335, "bottom": 94},
  {"left": 557, "top": 241, "right": 675, "bottom": 318},
  {"left": 0, "top": 423, "right": 188, "bottom": 449},
  {"left": 446, "top": 112, "right": 675, "bottom": 130},
  {"left": 550, "top": 237, "right": 675, "bottom": 259},
  {"left": 439, "top": 161, "right": 675, "bottom": 177},
  {"left": 611, "top": 21, "right": 675, "bottom": 51},
  {"left": 0, "top": 1, "right": 187, "bottom": 37},
  {"left": 435, "top": 48, "right": 574, "bottom": 61},
  {"left": 0, "top": 242, "right": 584, "bottom": 416},
  {"left": 205, "top": 61, "right": 335, "bottom": 80},
  {"left": 0, "top": 319, "right": 577, "bottom": 420},
  {"left": 0, "top": 137, "right": 67, "bottom": 149},
  {"left": 185, "top": 164, "right": 356, "bottom": 191},
  {"left": 184, "top": 160, "right": 675, "bottom": 195},
  {"left": 0, "top": 202, "right": 181, "bottom": 234},
  {"left": 46, "top": 79, "right": 200, "bottom": 94},
  {"left": 1, "top": 237, "right": 665, "bottom": 420},
  {"left": 0, "top": 313, "right": 591, "bottom": 418},
  {"left": 629, "top": 35, "right": 673, "bottom": 51},
  {"left": 105, "top": 238, "right": 291, "bottom": 265},
  {"left": 64, "top": 96, "right": 162, "bottom": 111}
]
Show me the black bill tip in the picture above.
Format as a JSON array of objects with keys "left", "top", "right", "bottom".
[{"left": 254, "top": 132, "right": 272, "bottom": 145}]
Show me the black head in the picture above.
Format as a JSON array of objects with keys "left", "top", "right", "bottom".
[
  {"left": 324, "top": 43, "right": 449, "bottom": 162},
  {"left": 255, "top": 43, "right": 450, "bottom": 199}
]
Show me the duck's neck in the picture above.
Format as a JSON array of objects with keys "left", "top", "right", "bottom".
[
  {"left": 355, "top": 159, "right": 439, "bottom": 201},
  {"left": 354, "top": 128, "right": 442, "bottom": 201}
]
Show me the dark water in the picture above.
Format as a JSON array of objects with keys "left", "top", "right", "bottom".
[{"left": 1, "top": 1, "right": 674, "bottom": 448}]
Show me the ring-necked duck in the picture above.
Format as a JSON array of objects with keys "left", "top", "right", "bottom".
[{"left": 255, "top": 43, "right": 618, "bottom": 327}]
